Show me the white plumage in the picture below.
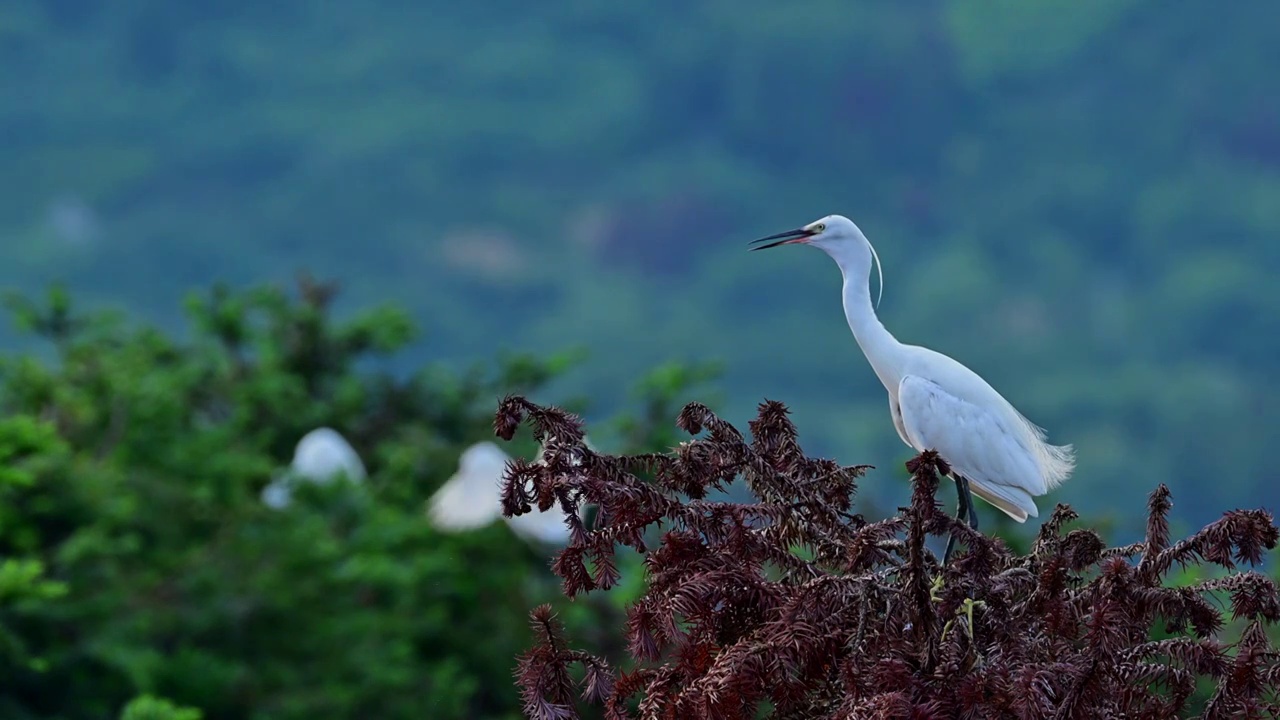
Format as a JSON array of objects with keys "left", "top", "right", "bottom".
[
  {"left": 261, "top": 427, "right": 367, "bottom": 509},
  {"left": 289, "top": 427, "right": 368, "bottom": 483},
  {"left": 751, "top": 214, "right": 1074, "bottom": 554},
  {"left": 426, "top": 442, "right": 511, "bottom": 531},
  {"left": 427, "top": 439, "right": 587, "bottom": 547},
  {"left": 894, "top": 368, "right": 1072, "bottom": 521}
]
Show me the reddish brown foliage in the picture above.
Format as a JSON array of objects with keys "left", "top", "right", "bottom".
[{"left": 497, "top": 396, "right": 1280, "bottom": 719}]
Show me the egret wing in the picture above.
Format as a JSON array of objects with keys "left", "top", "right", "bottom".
[
  {"left": 506, "top": 506, "right": 572, "bottom": 546},
  {"left": 896, "top": 375, "right": 1043, "bottom": 522},
  {"left": 888, "top": 396, "right": 912, "bottom": 448},
  {"left": 427, "top": 474, "right": 504, "bottom": 530},
  {"left": 292, "top": 428, "right": 367, "bottom": 482}
]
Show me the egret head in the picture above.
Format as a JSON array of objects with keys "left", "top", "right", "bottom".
[{"left": 749, "top": 214, "right": 883, "bottom": 306}]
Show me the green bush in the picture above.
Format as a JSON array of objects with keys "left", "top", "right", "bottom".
[
  {"left": 119, "top": 695, "right": 203, "bottom": 720},
  {"left": 0, "top": 280, "right": 708, "bottom": 719}
]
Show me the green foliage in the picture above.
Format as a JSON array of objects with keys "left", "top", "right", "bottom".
[
  {"left": 0, "top": 281, "right": 713, "bottom": 719},
  {"left": 0, "top": 414, "right": 69, "bottom": 683},
  {"left": 120, "top": 695, "right": 203, "bottom": 720}
]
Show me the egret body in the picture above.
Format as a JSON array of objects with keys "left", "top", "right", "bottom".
[
  {"left": 261, "top": 427, "right": 367, "bottom": 509},
  {"left": 427, "top": 440, "right": 586, "bottom": 547},
  {"left": 751, "top": 215, "right": 1074, "bottom": 559}
]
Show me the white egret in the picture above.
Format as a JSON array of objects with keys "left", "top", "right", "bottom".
[
  {"left": 427, "top": 439, "right": 589, "bottom": 547},
  {"left": 751, "top": 215, "right": 1074, "bottom": 561},
  {"left": 261, "top": 427, "right": 367, "bottom": 509}
]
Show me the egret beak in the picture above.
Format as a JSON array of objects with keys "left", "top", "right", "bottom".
[{"left": 749, "top": 227, "right": 813, "bottom": 251}]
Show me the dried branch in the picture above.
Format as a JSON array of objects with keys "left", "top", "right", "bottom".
[{"left": 500, "top": 397, "right": 1280, "bottom": 719}]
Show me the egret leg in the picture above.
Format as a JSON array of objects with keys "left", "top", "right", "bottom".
[
  {"left": 962, "top": 476, "right": 979, "bottom": 531},
  {"left": 943, "top": 475, "right": 970, "bottom": 564}
]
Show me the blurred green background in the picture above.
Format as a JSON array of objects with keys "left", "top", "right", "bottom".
[{"left": 1, "top": 0, "right": 1278, "bottom": 717}]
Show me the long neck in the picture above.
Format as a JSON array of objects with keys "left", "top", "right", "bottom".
[{"left": 839, "top": 260, "right": 905, "bottom": 393}]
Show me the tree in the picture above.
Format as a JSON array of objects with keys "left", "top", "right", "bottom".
[
  {"left": 0, "top": 279, "right": 703, "bottom": 719},
  {"left": 502, "top": 397, "right": 1280, "bottom": 718}
]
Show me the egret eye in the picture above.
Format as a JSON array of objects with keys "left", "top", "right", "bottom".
[{"left": 811, "top": 223, "right": 826, "bottom": 233}]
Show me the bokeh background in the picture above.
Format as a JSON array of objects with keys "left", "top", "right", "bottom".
[{"left": 1, "top": 1, "right": 1278, "bottom": 718}]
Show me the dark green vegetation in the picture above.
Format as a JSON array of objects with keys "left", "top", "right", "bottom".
[
  {"left": 504, "top": 397, "right": 1280, "bottom": 718},
  {"left": 3, "top": 2, "right": 1278, "bottom": 533},
  {"left": 0, "top": 282, "right": 702, "bottom": 719}
]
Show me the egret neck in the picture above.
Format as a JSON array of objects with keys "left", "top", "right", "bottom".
[{"left": 830, "top": 243, "right": 905, "bottom": 393}]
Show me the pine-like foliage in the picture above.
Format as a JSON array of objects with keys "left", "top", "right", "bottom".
[{"left": 497, "top": 396, "right": 1280, "bottom": 720}]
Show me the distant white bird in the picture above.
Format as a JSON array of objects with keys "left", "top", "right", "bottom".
[
  {"left": 751, "top": 215, "right": 1074, "bottom": 561},
  {"left": 427, "top": 439, "right": 587, "bottom": 547},
  {"left": 426, "top": 442, "right": 517, "bottom": 532},
  {"left": 261, "top": 427, "right": 367, "bottom": 509}
]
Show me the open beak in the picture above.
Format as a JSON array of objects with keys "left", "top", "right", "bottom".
[{"left": 749, "top": 227, "right": 813, "bottom": 251}]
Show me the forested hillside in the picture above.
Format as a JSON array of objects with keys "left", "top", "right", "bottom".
[{"left": 2, "top": 0, "right": 1278, "bottom": 531}]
